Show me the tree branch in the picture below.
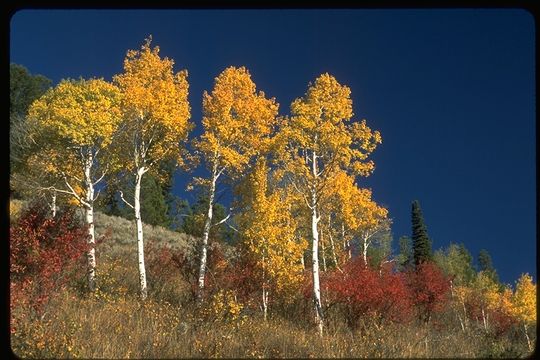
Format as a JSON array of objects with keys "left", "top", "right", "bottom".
[
  {"left": 227, "top": 223, "right": 239, "bottom": 233},
  {"left": 212, "top": 209, "right": 233, "bottom": 227},
  {"left": 61, "top": 173, "right": 91, "bottom": 208},
  {"left": 94, "top": 188, "right": 102, "bottom": 202},
  {"left": 93, "top": 165, "right": 108, "bottom": 186},
  {"left": 119, "top": 190, "right": 135, "bottom": 210}
]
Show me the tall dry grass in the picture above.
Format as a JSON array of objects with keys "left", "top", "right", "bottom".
[{"left": 10, "top": 207, "right": 535, "bottom": 358}]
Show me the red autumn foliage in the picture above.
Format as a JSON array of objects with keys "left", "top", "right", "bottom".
[
  {"left": 145, "top": 241, "right": 195, "bottom": 294},
  {"left": 406, "top": 262, "right": 451, "bottom": 322},
  {"left": 203, "top": 246, "right": 260, "bottom": 307},
  {"left": 10, "top": 201, "right": 88, "bottom": 315},
  {"left": 322, "top": 257, "right": 414, "bottom": 327}
]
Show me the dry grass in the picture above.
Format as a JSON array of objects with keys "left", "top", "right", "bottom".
[
  {"left": 10, "top": 205, "right": 535, "bottom": 358},
  {"left": 12, "top": 286, "right": 532, "bottom": 359}
]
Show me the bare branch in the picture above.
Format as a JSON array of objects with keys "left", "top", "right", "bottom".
[
  {"left": 93, "top": 165, "right": 109, "bottom": 186},
  {"left": 61, "top": 172, "right": 91, "bottom": 208},
  {"left": 212, "top": 209, "right": 233, "bottom": 227},
  {"left": 119, "top": 190, "right": 135, "bottom": 210},
  {"left": 227, "top": 223, "right": 239, "bottom": 233},
  {"left": 94, "top": 188, "right": 102, "bottom": 202},
  {"left": 216, "top": 165, "right": 226, "bottom": 180},
  {"left": 287, "top": 174, "right": 312, "bottom": 209}
]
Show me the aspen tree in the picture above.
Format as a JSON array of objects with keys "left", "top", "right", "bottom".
[
  {"left": 193, "top": 66, "right": 278, "bottom": 300},
  {"left": 512, "top": 273, "right": 536, "bottom": 351},
  {"left": 276, "top": 73, "right": 381, "bottom": 334},
  {"left": 114, "top": 37, "right": 192, "bottom": 300},
  {"left": 237, "top": 158, "right": 307, "bottom": 319},
  {"left": 328, "top": 170, "right": 388, "bottom": 265},
  {"left": 28, "top": 78, "right": 122, "bottom": 291}
]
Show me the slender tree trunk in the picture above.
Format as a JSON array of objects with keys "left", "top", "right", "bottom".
[
  {"left": 450, "top": 282, "right": 466, "bottom": 332},
  {"left": 481, "top": 307, "right": 488, "bottom": 331},
  {"left": 262, "top": 286, "right": 269, "bottom": 321},
  {"left": 523, "top": 323, "right": 532, "bottom": 351},
  {"left": 461, "top": 298, "right": 468, "bottom": 329},
  {"left": 321, "top": 228, "right": 327, "bottom": 272},
  {"left": 311, "top": 151, "right": 323, "bottom": 336},
  {"left": 50, "top": 190, "right": 57, "bottom": 218},
  {"left": 342, "top": 223, "right": 351, "bottom": 260},
  {"left": 328, "top": 216, "right": 338, "bottom": 267},
  {"left": 362, "top": 234, "right": 368, "bottom": 265},
  {"left": 134, "top": 167, "right": 148, "bottom": 300},
  {"left": 84, "top": 151, "right": 96, "bottom": 292},
  {"left": 300, "top": 252, "right": 305, "bottom": 269},
  {"left": 328, "top": 224, "right": 341, "bottom": 271},
  {"left": 198, "top": 161, "right": 218, "bottom": 301}
]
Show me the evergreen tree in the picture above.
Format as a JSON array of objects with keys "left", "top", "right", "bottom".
[
  {"left": 411, "top": 200, "right": 432, "bottom": 266},
  {"left": 139, "top": 175, "right": 169, "bottom": 227},
  {"left": 10, "top": 64, "right": 52, "bottom": 195},
  {"left": 10, "top": 63, "right": 51, "bottom": 119},
  {"left": 478, "top": 249, "right": 499, "bottom": 284}
]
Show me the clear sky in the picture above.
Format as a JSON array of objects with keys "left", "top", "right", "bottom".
[{"left": 10, "top": 9, "right": 535, "bottom": 286}]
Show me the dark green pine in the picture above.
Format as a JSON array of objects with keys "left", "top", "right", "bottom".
[
  {"left": 478, "top": 249, "right": 500, "bottom": 284},
  {"left": 411, "top": 200, "right": 432, "bottom": 266}
]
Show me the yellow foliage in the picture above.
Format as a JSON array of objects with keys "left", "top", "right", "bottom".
[
  {"left": 114, "top": 36, "right": 192, "bottom": 172},
  {"left": 29, "top": 78, "right": 122, "bottom": 149},
  {"left": 195, "top": 66, "right": 279, "bottom": 176},
  {"left": 472, "top": 271, "right": 502, "bottom": 311},
  {"left": 512, "top": 273, "right": 536, "bottom": 324},
  {"left": 277, "top": 73, "right": 382, "bottom": 183},
  {"left": 326, "top": 170, "right": 388, "bottom": 235},
  {"left": 204, "top": 289, "right": 245, "bottom": 323},
  {"left": 238, "top": 158, "right": 307, "bottom": 301},
  {"left": 25, "top": 78, "right": 123, "bottom": 208},
  {"left": 9, "top": 200, "right": 24, "bottom": 222}
]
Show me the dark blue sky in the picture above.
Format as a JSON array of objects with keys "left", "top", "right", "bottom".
[{"left": 10, "top": 9, "right": 535, "bottom": 286}]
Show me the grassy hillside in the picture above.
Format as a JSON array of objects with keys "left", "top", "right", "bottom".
[{"left": 9, "top": 200, "right": 535, "bottom": 358}]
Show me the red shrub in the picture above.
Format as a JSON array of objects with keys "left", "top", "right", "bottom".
[
  {"left": 10, "top": 201, "right": 88, "bottom": 315},
  {"left": 406, "top": 262, "right": 451, "bottom": 322},
  {"left": 145, "top": 241, "right": 198, "bottom": 299},
  {"left": 322, "top": 257, "right": 414, "bottom": 327}
]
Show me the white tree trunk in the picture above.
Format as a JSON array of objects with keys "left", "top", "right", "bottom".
[
  {"left": 312, "top": 201, "right": 324, "bottom": 336},
  {"left": 262, "top": 286, "right": 269, "bottom": 321},
  {"left": 450, "top": 282, "right": 466, "bottom": 332},
  {"left": 523, "top": 323, "right": 532, "bottom": 351},
  {"left": 481, "top": 307, "right": 488, "bottom": 331},
  {"left": 321, "top": 229, "right": 327, "bottom": 272},
  {"left": 311, "top": 151, "right": 323, "bottom": 336},
  {"left": 198, "top": 162, "right": 218, "bottom": 301},
  {"left": 134, "top": 168, "right": 148, "bottom": 300},
  {"left": 50, "top": 190, "right": 57, "bottom": 218},
  {"left": 342, "top": 223, "right": 351, "bottom": 260},
  {"left": 362, "top": 234, "right": 369, "bottom": 265},
  {"left": 327, "top": 218, "right": 341, "bottom": 271},
  {"left": 84, "top": 151, "right": 97, "bottom": 292}
]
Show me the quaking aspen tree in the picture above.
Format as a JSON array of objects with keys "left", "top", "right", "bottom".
[
  {"left": 114, "top": 37, "right": 192, "bottom": 300},
  {"left": 237, "top": 158, "right": 307, "bottom": 320},
  {"left": 193, "top": 66, "right": 278, "bottom": 300},
  {"left": 275, "top": 73, "right": 381, "bottom": 334},
  {"left": 512, "top": 274, "right": 536, "bottom": 351},
  {"left": 328, "top": 171, "right": 388, "bottom": 265},
  {"left": 28, "top": 78, "right": 122, "bottom": 291}
]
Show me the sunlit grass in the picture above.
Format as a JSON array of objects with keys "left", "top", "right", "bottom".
[{"left": 10, "top": 209, "right": 535, "bottom": 358}]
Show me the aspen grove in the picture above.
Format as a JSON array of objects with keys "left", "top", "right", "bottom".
[{"left": 10, "top": 38, "right": 536, "bottom": 358}]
